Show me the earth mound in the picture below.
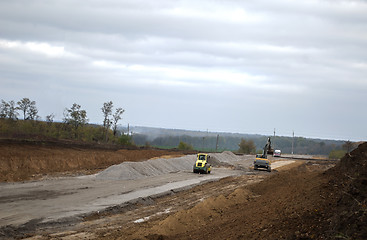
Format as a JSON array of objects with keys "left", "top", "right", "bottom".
[
  {"left": 96, "top": 151, "right": 244, "bottom": 180},
  {"left": 324, "top": 142, "right": 367, "bottom": 239},
  {"left": 208, "top": 151, "right": 240, "bottom": 167}
]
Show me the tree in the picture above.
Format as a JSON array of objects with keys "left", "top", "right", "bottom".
[
  {"left": 112, "top": 107, "right": 125, "bottom": 136},
  {"left": 63, "top": 103, "right": 88, "bottom": 138},
  {"left": 118, "top": 134, "right": 132, "bottom": 146},
  {"left": 0, "top": 100, "right": 18, "bottom": 120},
  {"left": 46, "top": 113, "right": 55, "bottom": 124},
  {"left": 17, "top": 98, "right": 38, "bottom": 120},
  {"left": 178, "top": 141, "right": 193, "bottom": 151},
  {"left": 28, "top": 104, "right": 39, "bottom": 120},
  {"left": 101, "top": 101, "right": 113, "bottom": 141},
  {"left": 238, "top": 139, "right": 256, "bottom": 154},
  {"left": 0, "top": 100, "right": 9, "bottom": 118},
  {"left": 101, "top": 101, "right": 125, "bottom": 140}
]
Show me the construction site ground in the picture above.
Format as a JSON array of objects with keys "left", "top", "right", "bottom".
[{"left": 0, "top": 140, "right": 366, "bottom": 240}]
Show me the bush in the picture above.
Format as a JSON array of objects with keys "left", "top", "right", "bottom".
[
  {"left": 238, "top": 139, "right": 256, "bottom": 154},
  {"left": 178, "top": 141, "right": 193, "bottom": 151},
  {"left": 118, "top": 134, "right": 132, "bottom": 146},
  {"left": 329, "top": 149, "right": 347, "bottom": 159}
]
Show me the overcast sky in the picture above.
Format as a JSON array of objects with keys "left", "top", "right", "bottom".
[{"left": 0, "top": 0, "right": 366, "bottom": 141}]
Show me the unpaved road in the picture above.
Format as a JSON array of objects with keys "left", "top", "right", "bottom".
[
  {"left": 0, "top": 168, "right": 244, "bottom": 227},
  {"left": 0, "top": 152, "right": 294, "bottom": 239}
]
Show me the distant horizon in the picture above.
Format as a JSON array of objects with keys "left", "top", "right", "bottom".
[{"left": 5, "top": 117, "right": 359, "bottom": 142}]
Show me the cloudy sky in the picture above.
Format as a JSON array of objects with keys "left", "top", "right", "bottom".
[{"left": 0, "top": 0, "right": 366, "bottom": 141}]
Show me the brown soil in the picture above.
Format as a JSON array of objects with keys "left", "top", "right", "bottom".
[
  {"left": 83, "top": 143, "right": 366, "bottom": 240},
  {"left": 1, "top": 140, "right": 366, "bottom": 240},
  {"left": 0, "top": 139, "right": 183, "bottom": 182}
]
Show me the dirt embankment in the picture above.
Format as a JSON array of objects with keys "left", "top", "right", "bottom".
[
  {"left": 0, "top": 139, "right": 183, "bottom": 182},
  {"left": 97, "top": 143, "right": 366, "bottom": 240}
]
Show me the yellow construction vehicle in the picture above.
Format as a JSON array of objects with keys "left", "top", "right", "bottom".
[
  {"left": 193, "top": 153, "right": 211, "bottom": 174},
  {"left": 254, "top": 137, "right": 272, "bottom": 172}
]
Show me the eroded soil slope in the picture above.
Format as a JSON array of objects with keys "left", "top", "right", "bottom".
[{"left": 0, "top": 139, "right": 183, "bottom": 182}]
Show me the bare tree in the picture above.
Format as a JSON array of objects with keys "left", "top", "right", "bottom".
[
  {"left": 112, "top": 107, "right": 125, "bottom": 136},
  {"left": 46, "top": 113, "right": 55, "bottom": 123}
]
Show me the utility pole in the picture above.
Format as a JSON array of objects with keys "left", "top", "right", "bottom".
[
  {"left": 292, "top": 130, "right": 294, "bottom": 155},
  {"left": 273, "top": 128, "right": 276, "bottom": 150},
  {"left": 215, "top": 134, "right": 219, "bottom": 152}
]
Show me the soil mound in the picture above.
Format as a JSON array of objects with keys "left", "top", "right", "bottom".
[
  {"left": 210, "top": 151, "right": 240, "bottom": 165},
  {"left": 96, "top": 151, "right": 244, "bottom": 180},
  {"left": 324, "top": 142, "right": 367, "bottom": 239},
  {"left": 96, "top": 155, "right": 196, "bottom": 180},
  {"left": 151, "top": 188, "right": 252, "bottom": 236}
]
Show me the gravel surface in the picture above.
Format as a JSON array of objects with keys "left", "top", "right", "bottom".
[{"left": 96, "top": 151, "right": 250, "bottom": 181}]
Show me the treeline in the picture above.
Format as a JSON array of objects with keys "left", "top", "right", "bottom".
[
  {"left": 0, "top": 98, "right": 131, "bottom": 145},
  {"left": 132, "top": 132, "right": 346, "bottom": 155}
]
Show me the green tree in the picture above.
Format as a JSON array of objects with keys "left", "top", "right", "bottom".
[
  {"left": 0, "top": 100, "right": 18, "bottom": 120},
  {"left": 178, "top": 141, "right": 193, "bottom": 151},
  {"left": 17, "top": 98, "right": 38, "bottom": 120},
  {"left": 0, "top": 100, "right": 9, "bottom": 118},
  {"left": 63, "top": 103, "right": 88, "bottom": 138},
  {"left": 238, "top": 139, "right": 256, "bottom": 154},
  {"left": 118, "top": 134, "right": 132, "bottom": 146}
]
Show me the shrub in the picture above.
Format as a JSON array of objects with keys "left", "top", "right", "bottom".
[
  {"left": 238, "top": 139, "right": 256, "bottom": 154},
  {"left": 118, "top": 134, "right": 132, "bottom": 146},
  {"left": 329, "top": 149, "right": 347, "bottom": 159},
  {"left": 178, "top": 141, "right": 193, "bottom": 151}
]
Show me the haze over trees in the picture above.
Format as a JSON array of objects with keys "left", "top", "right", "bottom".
[{"left": 130, "top": 126, "right": 348, "bottom": 155}]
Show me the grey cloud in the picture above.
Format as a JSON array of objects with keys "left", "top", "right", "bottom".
[{"left": 0, "top": 0, "right": 366, "bottom": 140}]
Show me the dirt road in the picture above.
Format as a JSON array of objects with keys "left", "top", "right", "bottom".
[{"left": 0, "top": 167, "right": 243, "bottom": 227}]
